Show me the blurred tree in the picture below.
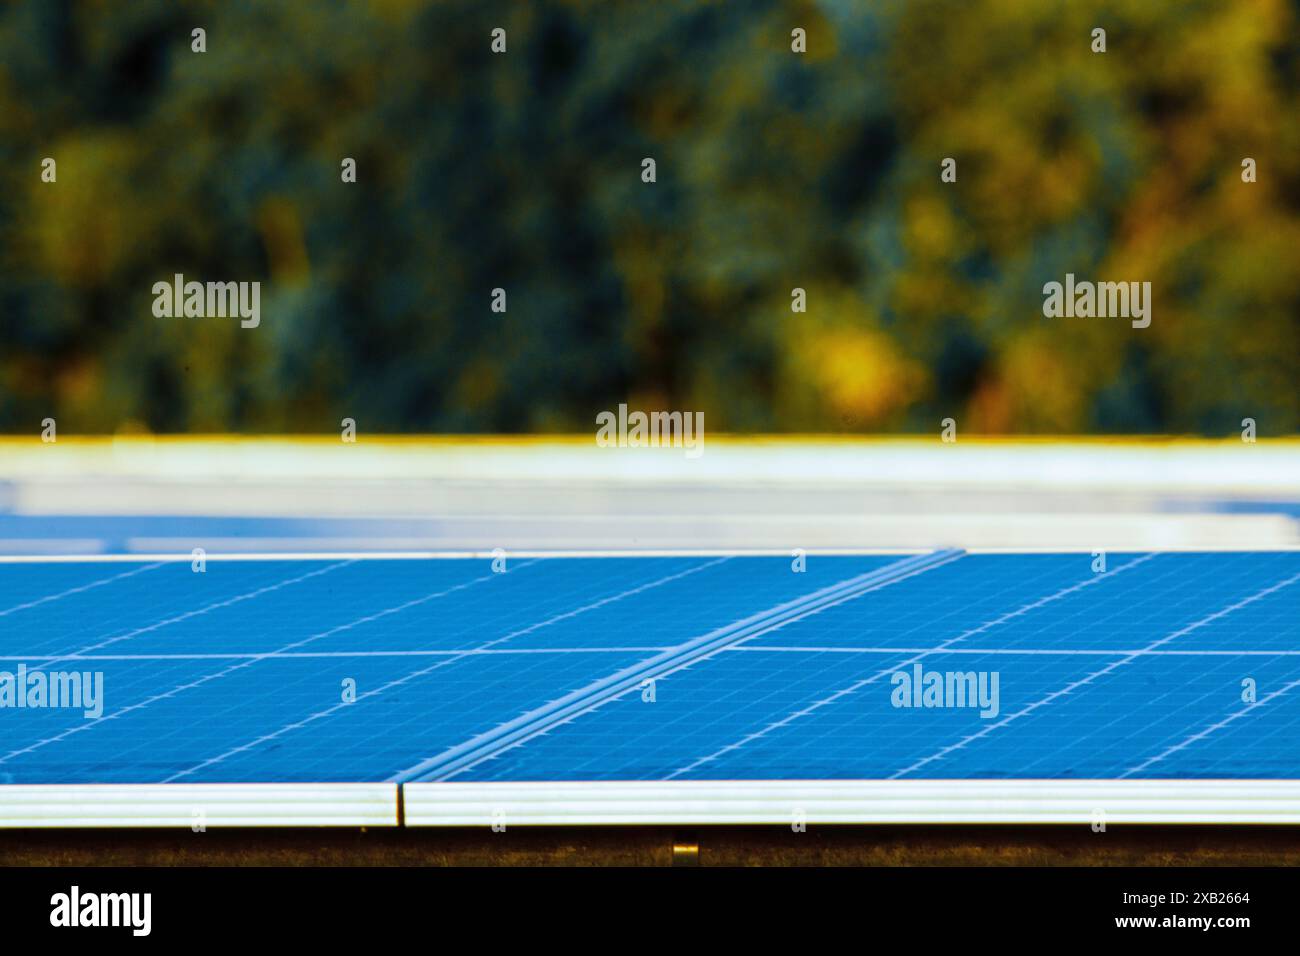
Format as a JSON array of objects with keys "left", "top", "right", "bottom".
[{"left": 0, "top": 0, "right": 1296, "bottom": 434}]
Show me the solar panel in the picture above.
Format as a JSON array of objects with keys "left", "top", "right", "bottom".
[{"left": 2, "top": 549, "right": 1297, "bottom": 826}]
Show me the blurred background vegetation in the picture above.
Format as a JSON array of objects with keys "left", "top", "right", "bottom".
[{"left": 0, "top": 0, "right": 1297, "bottom": 435}]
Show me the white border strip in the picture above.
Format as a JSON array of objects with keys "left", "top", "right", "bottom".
[
  {"left": 1, "top": 546, "right": 1298, "bottom": 564},
  {"left": 0, "top": 549, "right": 928, "bottom": 563},
  {"left": 4, "top": 780, "right": 1297, "bottom": 826},
  {"left": 0, "top": 784, "right": 397, "bottom": 828},
  {"left": 402, "top": 780, "right": 1300, "bottom": 825},
  {"left": 3, "top": 437, "right": 1298, "bottom": 493}
]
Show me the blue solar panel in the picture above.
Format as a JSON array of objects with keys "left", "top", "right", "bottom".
[{"left": 1, "top": 551, "right": 1296, "bottom": 787}]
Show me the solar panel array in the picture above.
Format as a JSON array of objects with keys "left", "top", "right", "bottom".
[{"left": 2, "top": 550, "right": 1296, "bottom": 792}]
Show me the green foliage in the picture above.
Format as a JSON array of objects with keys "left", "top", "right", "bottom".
[{"left": 1, "top": 0, "right": 1296, "bottom": 434}]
